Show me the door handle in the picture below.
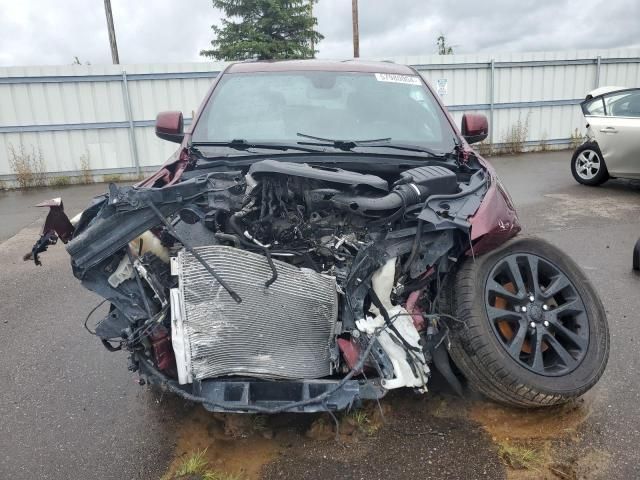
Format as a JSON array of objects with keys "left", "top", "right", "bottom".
[{"left": 599, "top": 127, "right": 618, "bottom": 133}]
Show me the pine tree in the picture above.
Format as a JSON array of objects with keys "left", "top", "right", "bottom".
[{"left": 201, "top": 0, "right": 324, "bottom": 61}]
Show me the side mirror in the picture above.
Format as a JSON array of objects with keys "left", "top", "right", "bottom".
[
  {"left": 461, "top": 113, "right": 488, "bottom": 144},
  {"left": 155, "top": 111, "right": 184, "bottom": 143}
]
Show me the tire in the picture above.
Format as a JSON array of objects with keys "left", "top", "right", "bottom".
[
  {"left": 442, "top": 236, "right": 609, "bottom": 408},
  {"left": 633, "top": 238, "right": 640, "bottom": 271},
  {"left": 571, "top": 142, "right": 609, "bottom": 186}
]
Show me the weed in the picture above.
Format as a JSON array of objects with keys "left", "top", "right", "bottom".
[
  {"left": 175, "top": 449, "right": 208, "bottom": 477},
  {"left": 7, "top": 143, "right": 47, "bottom": 188},
  {"left": 172, "top": 449, "right": 243, "bottom": 480},
  {"left": 498, "top": 441, "right": 543, "bottom": 470},
  {"left": 250, "top": 415, "right": 268, "bottom": 433},
  {"left": 0, "top": 180, "right": 6, "bottom": 190},
  {"left": 570, "top": 128, "right": 584, "bottom": 150},
  {"left": 346, "top": 409, "right": 379, "bottom": 436},
  {"left": 475, "top": 141, "right": 493, "bottom": 156},
  {"left": 500, "top": 113, "right": 530, "bottom": 154},
  {"left": 538, "top": 134, "right": 550, "bottom": 152},
  {"left": 351, "top": 410, "right": 369, "bottom": 427},
  {"left": 103, "top": 173, "right": 123, "bottom": 183},
  {"left": 50, "top": 176, "right": 72, "bottom": 187},
  {"left": 79, "top": 150, "right": 93, "bottom": 184}
]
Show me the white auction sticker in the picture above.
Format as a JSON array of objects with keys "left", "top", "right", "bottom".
[{"left": 374, "top": 73, "right": 422, "bottom": 85}]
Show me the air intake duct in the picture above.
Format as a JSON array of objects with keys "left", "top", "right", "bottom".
[{"left": 329, "top": 165, "right": 457, "bottom": 215}]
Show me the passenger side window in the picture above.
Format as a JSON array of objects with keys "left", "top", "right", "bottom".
[{"left": 604, "top": 90, "right": 640, "bottom": 117}]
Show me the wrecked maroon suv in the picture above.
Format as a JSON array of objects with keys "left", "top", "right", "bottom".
[{"left": 28, "top": 60, "right": 609, "bottom": 412}]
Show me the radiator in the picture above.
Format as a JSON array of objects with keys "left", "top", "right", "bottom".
[{"left": 170, "top": 245, "right": 338, "bottom": 384}]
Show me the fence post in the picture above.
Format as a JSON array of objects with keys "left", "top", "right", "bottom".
[
  {"left": 489, "top": 58, "right": 495, "bottom": 146},
  {"left": 595, "top": 55, "right": 601, "bottom": 88},
  {"left": 121, "top": 70, "right": 140, "bottom": 176}
]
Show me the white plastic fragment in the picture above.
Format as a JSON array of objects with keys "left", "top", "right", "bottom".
[
  {"left": 107, "top": 255, "right": 134, "bottom": 288},
  {"left": 170, "top": 288, "right": 192, "bottom": 384},
  {"left": 358, "top": 257, "right": 429, "bottom": 392},
  {"left": 357, "top": 306, "right": 429, "bottom": 391}
]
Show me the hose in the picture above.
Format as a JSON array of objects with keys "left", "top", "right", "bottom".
[
  {"left": 229, "top": 213, "right": 278, "bottom": 288},
  {"left": 330, "top": 183, "right": 421, "bottom": 215}
]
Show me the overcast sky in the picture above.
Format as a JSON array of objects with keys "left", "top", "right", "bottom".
[{"left": 0, "top": 0, "right": 638, "bottom": 66}]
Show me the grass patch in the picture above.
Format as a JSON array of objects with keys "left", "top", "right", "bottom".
[
  {"left": 102, "top": 173, "right": 122, "bottom": 183},
  {"left": 475, "top": 140, "right": 493, "bottom": 156},
  {"left": 172, "top": 449, "right": 243, "bottom": 480},
  {"left": 570, "top": 128, "right": 584, "bottom": 150},
  {"left": 103, "top": 173, "right": 122, "bottom": 183},
  {"left": 498, "top": 440, "right": 543, "bottom": 470},
  {"left": 50, "top": 176, "right": 72, "bottom": 187},
  {"left": 78, "top": 150, "right": 93, "bottom": 184},
  {"left": 346, "top": 409, "right": 379, "bottom": 436},
  {"left": 250, "top": 415, "right": 268, "bottom": 433},
  {"left": 175, "top": 449, "right": 209, "bottom": 477},
  {"left": 7, "top": 143, "right": 47, "bottom": 188},
  {"left": 500, "top": 113, "right": 530, "bottom": 154},
  {"left": 538, "top": 134, "right": 550, "bottom": 152}
]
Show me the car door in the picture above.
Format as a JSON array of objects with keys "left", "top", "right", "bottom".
[{"left": 582, "top": 89, "right": 640, "bottom": 178}]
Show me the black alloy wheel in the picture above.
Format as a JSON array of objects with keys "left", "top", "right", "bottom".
[
  {"left": 485, "top": 253, "right": 589, "bottom": 376},
  {"left": 442, "top": 237, "right": 609, "bottom": 408}
]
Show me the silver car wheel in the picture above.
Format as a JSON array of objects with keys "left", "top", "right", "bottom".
[{"left": 575, "top": 149, "right": 601, "bottom": 180}]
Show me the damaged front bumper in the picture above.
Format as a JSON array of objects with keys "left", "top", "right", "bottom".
[{"left": 138, "top": 358, "right": 385, "bottom": 413}]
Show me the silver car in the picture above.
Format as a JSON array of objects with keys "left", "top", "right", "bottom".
[{"left": 571, "top": 86, "right": 640, "bottom": 185}]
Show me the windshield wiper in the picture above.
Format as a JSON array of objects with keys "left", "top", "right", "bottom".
[
  {"left": 191, "top": 139, "right": 325, "bottom": 154},
  {"left": 296, "top": 132, "right": 392, "bottom": 151},
  {"left": 296, "top": 132, "right": 445, "bottom": 157}
]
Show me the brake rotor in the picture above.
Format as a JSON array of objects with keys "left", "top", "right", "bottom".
[{"left": 495, "top": 282, "right": 548, "bottom": 354}]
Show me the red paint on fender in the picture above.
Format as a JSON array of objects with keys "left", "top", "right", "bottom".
[{"left": 467, "top": 157, "right": 521, "bottom": 254}]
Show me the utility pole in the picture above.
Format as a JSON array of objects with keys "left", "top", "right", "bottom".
[
  {"left": 103, "top": 0, "right": 120, "bottom": 64},
  {"left": 352, "top": 0, "right": 359, "bottom": 58},
  {"left": 309, "top": 0, "right": 315, "bottom": 58}
]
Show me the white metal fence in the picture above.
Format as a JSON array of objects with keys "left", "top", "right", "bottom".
[{"left": 1, "top": 48, "right": 639, "bottom": 183}]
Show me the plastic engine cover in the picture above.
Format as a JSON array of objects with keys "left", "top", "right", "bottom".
[{"left": 399, "top": 165, "right": 458, "bottom": 196}]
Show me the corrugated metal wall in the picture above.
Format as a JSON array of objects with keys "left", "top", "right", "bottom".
[
  {"left": 409, "top": 48, "right": 640, "bottom": 147},
  {"left": 0, "top": 62, "right": 225, "bottom": 178},
  {"left": 1, "top": 49, "right": 639, "bottom": 180}
]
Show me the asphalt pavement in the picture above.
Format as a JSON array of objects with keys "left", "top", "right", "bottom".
[
  {"left": 1, "top": 151, "right": 639, "bottom": 479},
  {"left": 0, "top": 183, "right": 112, "bottom": 242}
]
